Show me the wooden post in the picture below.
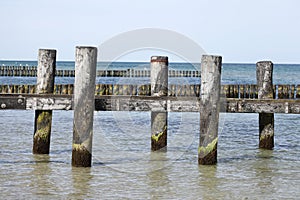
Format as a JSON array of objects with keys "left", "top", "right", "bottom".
[
  {"left": 113, "top": 84, "right": 120, "bottom": 95},
  {"left": 239, "top": 85, "right": 244, "bottom": 98},
  {"left": 62, "top": 84, "right": 68, "bottom": 94},
  {"left": 282, "top": 85, "right": 290, "bottom": 99},
  {"left": 233, "top": 85, "right": 239, "bottom": 98},
  {"left": 68, "top": 84, "right": 74, "bottom": 95},
  {"left": 150, "top": 56, "right": 168, "bottom": 151},
  {"left": 198, "top": 55, "right": 222, "bottom": 165},
  {"left": 123, "top": 84, "right": 129, "bottom": 95},
  {"left": 250, "top": 84, "right": 256, "bottom": 99},
  {"left": 257, "top": 61, "right": 274, "bottom": 149},
  {"left": 195, "top": 84, "right": 200, "bottom": 97},
  {"left": 132, "top": 85, "right": 137, "bottom": 96},
  {"left": 177, "top": 85, "right": 183, "bottom": 96},
  {"left": 95, "top": 84, "right": 100, "bottom": 95},
  {"left": 223, "top": 85, "right": 229, "bottom": 98},
  {"left": 277, "top": 85, "right": 283, "bottom": 99},
  {"left": 297, "top": 85, "right": 300, "bottom": 99},
  {"left": 291, "top": 85, "right": 295, "bottom": 99},
  {"left": 230, "top": 85, "right": 235, "bottom": 98},
  {"left": 33, "top": 49, "right": 56, "bottom": 154},
  {"left": 72, "top": 46, "right": 97, "bottom": 167}
]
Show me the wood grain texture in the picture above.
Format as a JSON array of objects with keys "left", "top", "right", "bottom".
[
  {"left": 1, "top": 94, "right": 300, "bottom": 113},
  {"left": 256, "top": 61, "right": 274, "bottom": 149},
  {"left": 198, "top": 55, "right": 222, "bottom": 165},
  {"left": 151, "top": 56, "right": 168, "bottom": 151},
  {"left": 72, "top": 46, "right": 97, "bottom": 167},
  {"left": 33, "top": 49, "right": 56, "bottom": 154}
]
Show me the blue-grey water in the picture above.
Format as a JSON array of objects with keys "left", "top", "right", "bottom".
[
  {"left": 0, "top": 61, "right": 299, "bottom": 199},
  {"left": 1, "top": 61, "right": 300, "bottom": 85}
]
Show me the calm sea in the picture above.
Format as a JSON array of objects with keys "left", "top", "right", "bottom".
[
  {"left": 0, "top": 61, "right": 299, "bottom": 199},
  {"left": 1, "top": 61, "right": 300, "bottom": 85}
]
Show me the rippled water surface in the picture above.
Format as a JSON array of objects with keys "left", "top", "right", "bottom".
[{"left": 0, "top": 110, "right": 299, "bottom": 199}]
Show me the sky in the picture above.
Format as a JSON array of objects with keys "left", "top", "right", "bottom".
[{"left": 0, "top": 0, "right": 299, "bottom": 63}]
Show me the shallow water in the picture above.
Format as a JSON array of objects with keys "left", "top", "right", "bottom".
[
  {"left": 1, "top": 61, "right": 299, "bottom": 199},
  {"left": 0, "top": 110, "right": 299, "bottom": 199}
]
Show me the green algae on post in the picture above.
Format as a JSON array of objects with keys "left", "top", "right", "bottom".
[
  {"left": 33, "top": 110, "right": 53, "bottom": 154},
  {"left": 198, "top": 137, "right": 218, "bottom": 155},
  {"left": 151, "top": 125, "right": 167, "bottom": 142},
  {"left": 33, "top": 49, "right": 56, "bottom": 154},
  {"left": 150, "top": 56, "right": 168, "bottom": 151}
]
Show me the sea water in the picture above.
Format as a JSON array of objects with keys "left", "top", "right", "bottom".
[{"left": 0, "top": 61, "right": 299, "bottom": 199}]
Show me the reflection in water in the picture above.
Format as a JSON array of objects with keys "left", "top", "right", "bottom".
[
  {"left": 254, "top": 150, "right": 276, "bottom": 196},
  {"left": 147, "top": 152, "right": 171, "bottom": 200},
  {"left": 198, "top": 165, "right": 220, "bottom": 199},
  {"left": 69, "top": 167, "right": 93, "bottom": 199},
  {"left": 30, "top": 155, "right": 56, "bottom": 197}
]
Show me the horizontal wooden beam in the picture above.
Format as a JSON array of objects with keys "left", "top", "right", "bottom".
[
  {"left": 27, "top": 96, "right": 72, "bottom": 110},
  {"left": 1, "top": 94, "right": 300, "bottom": 113},
  {"left": 226, "top": 98, "right": 300, "bottom": 114},
  {"left": 0, "top": 96, "right": 26, "bottom": 109}
]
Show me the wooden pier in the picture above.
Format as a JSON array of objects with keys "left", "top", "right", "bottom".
[{"left": 1, "top": 47, "right": 299, "bottom": 167}]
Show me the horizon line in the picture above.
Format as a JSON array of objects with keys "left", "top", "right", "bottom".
[{"left": 0, "top": 59, "right": 300, "bottom": 65}]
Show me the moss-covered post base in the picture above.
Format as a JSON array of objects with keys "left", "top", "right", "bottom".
[
  {"left": 33, "top": 49, "right": 56, "bottom": 154},
  {"left": 259, "top": 113, "right": 274, "bottom": 149},
  {"left": 72, "top": 46, "right": 97, "bottom": 167},
  {"left": 72, "top": 144, "right": 92, "bottom": 167},
  {"left": 150, "top": 56, "right": 168, "bottom": 151},
  {"left": 257, "top": 61, "right": 274, "bottom": 150},
  {"left": 198, "top": 55, "right": 222, "bottom": 165},
  {"left": 198, "top": 137, "right": 218, "bottom": 165},
  {"left": 151, "top": 112, "right": 167, "bottom": 151},
  {"left": 33, "top": 110, "right": 52, "bottom": 154}
]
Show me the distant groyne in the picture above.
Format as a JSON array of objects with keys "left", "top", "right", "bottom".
[
  {"left": 0, "top": 65, "right": 200, "bottom": 77},
  {"left": 0, "top": 83, "right": 299, "bottom": 99}
]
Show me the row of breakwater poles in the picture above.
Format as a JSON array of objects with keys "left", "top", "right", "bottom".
[
  {"left": 31, "top": 47, "right": 206, "bottom": 167},
  {"left": 32, "top": 48, "right": 173, "bottom": 166},
  {"left": 0, "top": 65, "right": 201, "bottom": 78},
  {"left": 26, "top": 47, "right": 282, "bottom": 167},
  {"left": 2, "top": 83, "right": 300, "bottom": 99}
]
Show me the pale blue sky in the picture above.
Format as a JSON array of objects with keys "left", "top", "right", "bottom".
[{"left": 0, "top": 0, "right": 299, "bottom": 63}]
